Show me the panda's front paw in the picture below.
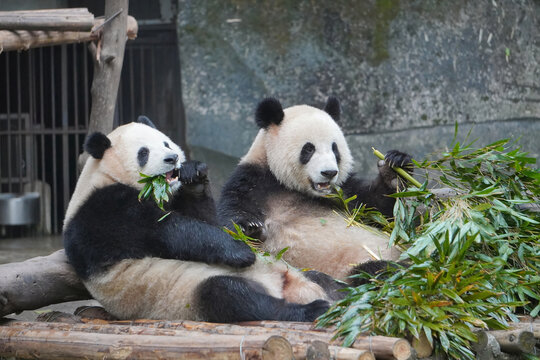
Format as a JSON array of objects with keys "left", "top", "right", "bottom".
[
  {"left": 224, "top": 244, "right": 256, "bottom": 268},
  {"left": 179, "top": 161, "right": 209, "bottom": 193},
  {"left": 233, "top": 216, "right": 267, "bottom": 242},
  {"left": 377, "top": 150, "right": 413, "bottom": 190}
]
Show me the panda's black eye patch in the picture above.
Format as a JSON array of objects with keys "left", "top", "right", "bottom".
[
  {"left": 164, "top": 141, "right": 170, "bottom": 149},
  {"left": 138, "top": 147, "right": 149, "bottom": 167},
  {"left": 332, "top": 142, "right": 341, "bottom": 164},
  {"left": 300, "top": 142, "right": 316, "bottom": 165}
]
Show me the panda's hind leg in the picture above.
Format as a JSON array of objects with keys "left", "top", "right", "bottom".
[
  {"left": 349, "top": 260, "right": 405, "bottom": 287},
  {"left": 196, "top": 275, "right": 329, "bottom": 322}
]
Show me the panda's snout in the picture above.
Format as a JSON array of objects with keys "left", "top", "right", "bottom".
[
  {"left": 164, "top": 153, "right": 179, "bottom": 165},
  {"left": 320, "top": 170, "right": 338, "bottom": 180}
]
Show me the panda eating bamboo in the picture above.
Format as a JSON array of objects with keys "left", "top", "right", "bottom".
[
  {"left": 63, "top": 116, "right": 343, "bottom": 323},
  {"left": 218, "top": 97, "right": 413, "bottom": 283}
]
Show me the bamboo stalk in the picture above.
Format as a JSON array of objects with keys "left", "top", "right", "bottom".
[
  {"left": 0, "top": 8, "right": 94, "bottom": 31},
  {"left": 372, "top": 148, "right": 422, "bottom": 188}
]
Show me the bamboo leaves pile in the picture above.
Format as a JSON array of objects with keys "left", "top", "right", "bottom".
[{"left": 318, "top": 138, "right": 539, "bottom": 359}]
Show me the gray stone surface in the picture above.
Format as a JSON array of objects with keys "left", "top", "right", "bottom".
[{"left": 177, "top": 0, "right": 539, "bottom": 166}]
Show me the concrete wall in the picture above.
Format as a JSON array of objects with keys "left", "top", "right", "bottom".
[{"left": 177, "top": 0, "right": 539, "bottom": 175}]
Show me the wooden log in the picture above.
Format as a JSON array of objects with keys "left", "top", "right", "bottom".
[
  {"left": 327, "top": 346, "right": 375, "bottom": 360},
  {"left": 473, "top": 331, "right": 503, "bottom": 360},
  {"left": 306, "top": 340, "right": 330, "bottom": 360},
  {"left": 262, "top": 335, "right": 294, "bottom": 360},
  {"left": 0, "top": 8, "right": 94, "bottom": 31},
  {"left": 0, "top": 325, "right": 290, "bottom": 359},
  {"left": 487, "top": 330, "right": 536, "bottom": 354},
  {"left": 351, "top": 336, "right": 414, "bottom": 360},
  {"left": 79, "top": 0, "right": 129, "bottom": 171},
  {"left": 509, "top": 322, "right": 540, "bottom": 338},
  {"left": 411, "top": 331, "right": 433, "bottom": 358},
  {"left": 3, "top": 321, "right": 387, "bottom": 360},
  {"left": 0, "top": 250, "right": 90, "bottom": 317},
  {"left": 0, "top": 15, "right": 137, "bottom": 52},
  {"left": 94, "top": 319, "right": 406, "bottom": 358}
]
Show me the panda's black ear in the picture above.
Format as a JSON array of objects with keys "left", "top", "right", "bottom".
[
  {"left": 323, "top": 96, "right": 341, "bottom": 123},
  {"left": 255, "top": 98, "right": 284, "bottom": 129},
  {"left": 84, "top": 132, "right": 111, "bottom": 159},
  {"left": 136, "top": 115, "right": 157, "bottom": 129}
]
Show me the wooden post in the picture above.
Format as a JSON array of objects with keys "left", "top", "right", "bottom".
[{"left": 78, "top": 0, "right": 129, "bottom": 170}]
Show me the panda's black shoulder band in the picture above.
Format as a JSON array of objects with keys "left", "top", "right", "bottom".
[
  {"left": 84, "top": 132, "right": 111, "bottom": 159},
  {"left": 255, "top": 98, "right": 284, "bottom": 129},
  {"left": 136, "top": 115, "right": 157, "bottom": 129},
  {"left": 324, "top": 96, "right": 341, "bottom": 122}
]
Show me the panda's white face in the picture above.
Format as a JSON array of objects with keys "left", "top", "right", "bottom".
[
  {"left": 102, "top": 123, "right": 186, "bottom": 192},
  {"left": 265, "top": 105, "right": 353, "bottom": 197}
]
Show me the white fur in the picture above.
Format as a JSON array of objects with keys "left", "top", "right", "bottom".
[
  {"left": 261, "top": 192, "right": 400, "bottom": 280},
  {"left": 85, "top": 257, "right": 331, "bottom": 320},
  {"left": 68, "top": 122, "right": 332, "bottom": 321},
  {"left": 64, "top": 123, "right": 185, "bottom": 228},
  {"left": 240, "top": 104, "right": 399, "bottom": 280},
  {"left": 248, "top": 105, "right": 353, "bottom": 197}
]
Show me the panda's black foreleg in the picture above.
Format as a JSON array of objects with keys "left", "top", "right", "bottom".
[{"left": 196, "top": 276, "right": 329, "bottom": 323}]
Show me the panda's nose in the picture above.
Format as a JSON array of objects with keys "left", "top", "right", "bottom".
[
  {"left": 321, "top": 170, "right": 338, "bottom": 179},
  {"left": 164, "top": 154, "right": 179, "bottom": 164}
]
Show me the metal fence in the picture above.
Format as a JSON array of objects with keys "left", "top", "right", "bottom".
[{"left": 0, "top": 26, "right": 184, "bottom": 236}]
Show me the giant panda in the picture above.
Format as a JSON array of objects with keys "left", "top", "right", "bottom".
[
  {"left": 63, "top": 116, "right": 344, "bottom": 323},
  {"left": 218, "top": 97, "right": 412, "bottom": 283}
]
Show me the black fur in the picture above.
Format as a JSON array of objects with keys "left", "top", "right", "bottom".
[
  {"left": 64, "top": 158, "right": 335, "bottom": 323},
  {"left": 64, "top": 162, "right": 256, "bottom": 280},
  {"left": 332, "top": 142, "right": 341, "bottom": 164},
  {"left": 218, "top": 152, "right": 409, "bottom": 234},
  {"left": 300, "top": 142, "right": 316, "bottom": 165},
  {"left": 255, "top": 98, "right": 285, "bottom": 129},
  {"left": 136, "top": 115, "right": 157, "bottom": 128},
  {"left": 348, "top": 260, "right": 404, "bottom": 287},
  {"left": 323, "top": 96, "right": 341, "bottom": 122},
  {"left": 196, "top": 276, "right": 329, "bottom": 322},
  {"left": 84, "top": 132, "right": 111, "bottom": 159},
  {"left": 303, "top": 271, "right": 346, "bottom": 301},
  {"left": 137, "top": 147, "right": 149, "bottom": 167}
]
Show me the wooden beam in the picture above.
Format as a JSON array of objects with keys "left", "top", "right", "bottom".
[
  {"left": 0, "top": 16, "right": 137, "bottom": 53},
  {"left": 0, "top": 250, "right": 90, "bottom": 318},
  {"left": 0, "top": 8, "right": 94, "bottom": 31}
]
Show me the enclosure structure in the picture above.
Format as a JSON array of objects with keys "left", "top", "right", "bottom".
[{"left": 0, "top": 0, "right": 185, "bottom": 237}]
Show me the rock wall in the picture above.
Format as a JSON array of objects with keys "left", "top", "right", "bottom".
[{"left": 177, "top": 0, "right": 539, "bottom": 174}]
